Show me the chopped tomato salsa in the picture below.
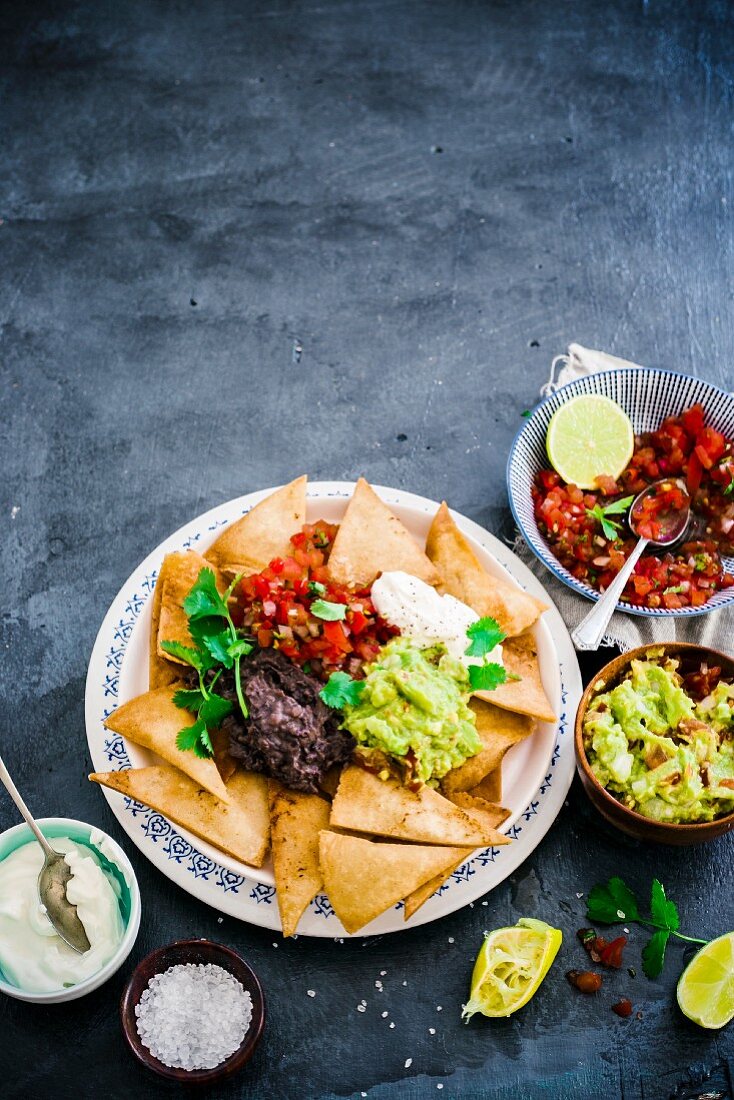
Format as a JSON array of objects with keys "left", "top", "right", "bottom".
[
  {"left": 233, "top": 521, "right": 397, "bottom": 680},
  {"left": 533, "top": 404, "right": 734, "bottom": 609}
]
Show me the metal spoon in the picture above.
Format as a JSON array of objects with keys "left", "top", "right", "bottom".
[
  {"left": 571, "top": 478, "right": 691, "bottom": 652},
  {"left": 0, "top": 752, "right": 91, "bottom": 954}
]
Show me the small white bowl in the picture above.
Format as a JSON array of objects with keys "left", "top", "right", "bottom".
[{"left": 0, "top": 816, "right": 141, "bottom": 1004}]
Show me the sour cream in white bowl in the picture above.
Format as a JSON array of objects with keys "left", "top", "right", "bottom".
[{"left": 0, "top": 817, "right": 141, "bottom": 1003}]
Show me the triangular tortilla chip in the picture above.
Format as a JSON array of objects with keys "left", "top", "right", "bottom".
[
  {"left": 441, "top": 701, "right": 535, "bottom": 794},
  {"left": 330, "top": 765, "right": 508, "bottom": 848},
  {"left": 156, "top": 551, "right": 226, "bottom": 663},
  {"left": 480, "top": 631, "right": 556, "bottom": 723},
  {"left": 104, "top": 687, "right": 230, "bottom": 803},
  {"left": 446, "top": 791, "right": 510, "bottom": 831},
  {"left": 206, "top": 475, "right": 307, "bottom": 576},
  {"left": 425, "top": 502, "right": 546, "bottom": 637},
  {"left": 327, "top": 478, "right": 441, "bottom": 589},
  {"left": 227, "top": 769, "right": 270, "bottom": 863},
  {"left": 318, "top": 830, "right": 473, "bottom": 934},
  {"left": 269, "top": 781, "right": 330, "bottom": 937},
  {"left": 403, "top": 853, "right": 468, "bottom": 921},
  {"left": 89, "top": 766, "right": 269, "bottom": 867},
  {"left": 470, "top": 768, "right": 502, "bottom": 804},
  {"left": 149, "top": 561, "right": 179, "bottom": 690}
]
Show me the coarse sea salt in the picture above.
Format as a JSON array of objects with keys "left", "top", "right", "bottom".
[{"left": 135, "top": 963, "right": 252, "bottom": 1071}]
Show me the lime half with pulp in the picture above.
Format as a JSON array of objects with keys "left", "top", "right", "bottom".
[
  {"left": 462, "top": 917, "right": 562, "bottom": 1020},
  {"left": 546, "top": 394, "right": 634, "bottom": 489},
  {"left": 677, "top": 931, "right": 734, "bottom": 1029}
]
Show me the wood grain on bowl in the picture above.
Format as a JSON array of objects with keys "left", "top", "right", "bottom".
[{"left": 574, "top": 643, "right": 734, "bottom": 846}]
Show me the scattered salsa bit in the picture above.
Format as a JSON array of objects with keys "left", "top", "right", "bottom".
[
  {"left": 612, "top": 998, "right": 634, "bottom": 1018},
  {"left": 583, "top": 652, "right": 734, "bottom": 823},
  {"left": 566, "top": 970, "right": 603, "bottom": 994},
  {"left": 534, "top": 404, "right": 734, "bottom": 609},
  {"left": 234, "top": 521, "right": 397, "bottom": 681},
  {"left": 577, "top": 928, "right": 628, "bottom": 968}
]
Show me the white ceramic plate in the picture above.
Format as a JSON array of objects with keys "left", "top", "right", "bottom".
[{"left": 86, "top": 482, "right": 582, "bottom": 937}]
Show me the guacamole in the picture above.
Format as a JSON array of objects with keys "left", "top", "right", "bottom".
[
  {"left": 583, "top": 654, "right": 734, "bottom": 823},
  {"left": 341, "top": 637, "right": 481, "bottom": 786}
]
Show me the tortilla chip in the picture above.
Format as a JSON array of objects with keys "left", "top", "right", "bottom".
[
  {"left": 227, "top": 769, "right": 270, "bottom": 863},
  {"left": 447, "top": 791, "right": 510, "bottom": 831},
  {"left": 470, "top": 768, "right": 502, "bottom": 804},
  {"left": 327, "top": 478, "right": 441, "bottom": 589},
  {"left": 403, "top": 853, "right": 468, "bottom": 921},
  {"left": 318, "top": 830, "right": 473, "bottom": 934},
  {"left": 156, "top": 551, "right": 226, "bottom": 662},
  {"left": 425, "top": 501, "right": 546, "bottom": 637},
  {"left": 89, "top": 766, "right": 269, "bottom": 867},
  {"left": 319, "top": 765, "right": 343, "bottom": 800},
  {"left": 481, "top": 631, "right": 556, "bottom": 723},
  {"left": 330, "top": 765, "right": 508, "bottom": 848},
  {"left": 210, "top": 726, "right": 237, "bottom": 784},
  {"left": 441, "top": 701, "right": 535, "bottom": 794},
  {"left": 269, "top": 781, "right": 330, "bottom": 937},
  {"left": 104, "top": 687, "right": 230, "bottom": 803},
  {"left": 149, "top": 561, "right": 179, "bottom": 690},
  {"left": 206, "top": 475, "right": 307, "bottom": 576}
]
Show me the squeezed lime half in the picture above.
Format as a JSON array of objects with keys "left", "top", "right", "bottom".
[{"left": 462, "top": 917, "right": 562, "bottom": 1020}]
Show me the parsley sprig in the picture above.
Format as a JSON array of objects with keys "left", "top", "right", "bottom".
[
  {"left": 465, "top": 616, "right": 509, "bottom": 693},
  {"left": 586, "top": 495, "right": 635, "bottom": 541},
  {"left": 586, "top": 876, "right": 707, "bottom": 978},
  {"left": 161, "top": 568, "right": 253, "bottom": 758}
]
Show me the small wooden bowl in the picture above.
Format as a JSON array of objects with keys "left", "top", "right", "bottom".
[
  {"left": 120, "top": 939, "right": 265, "bottom": 1084},
  {"left": 575, "top": 642, "right": 734, "bottom": 846}
]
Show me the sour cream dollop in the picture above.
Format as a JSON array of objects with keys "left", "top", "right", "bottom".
[
  {"left": 371, "top": 571, "right": 503, "bottom": 669},
  {"left": 0, "top": 836, "right": 125, "bottom": 993}
]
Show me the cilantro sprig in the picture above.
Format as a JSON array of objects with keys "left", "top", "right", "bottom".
[
  {"left": 319, "top": 670, "right": 366, "bottom": 709},
  {"left": 465, "top": 616, "right": 510, "bottom": 693},
  {"left": 586, "top": 876, "right": 707, "bottom": 978},
  {"left": 161, "top": 568, "right": 253, "bottom": 758},
  {"left": 586, "top": 495, "right": 635, "bottom": 541},
  {"left": 310, "top": 598, "right": 347, "bottom": 621}
]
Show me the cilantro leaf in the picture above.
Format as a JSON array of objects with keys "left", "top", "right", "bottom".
[
  {"left": 311, "top": 599, "right": 347, "bottom": 621},
  {"left": 586, "top": 877, "right": 640, "bottom": 924},
  {"left": 201, "top": 629, "right": 236, "bottom": 668},
  {"left": 175, "top": 718, "right": 214, "bottom": 758},
  {"left": 308, "top": 581, "right": 327, "bottom": 597},
  {"left": 521, "top": 409, "right": 532, "bottom": 419},
  {"left": 172, "top": 688, "right": 206, "bottom": 713},
  {"left": 650, "top": 878, "right": 679, "bottom": 932},
  {"left": 228, "top": 639, "right": 254, "bottom": 659},
  {"left": 320, "top": 671, "right": 366, "bottom": 709},
  {"left": 641, "top": 929, "right": 669, "bottom": 979},
  {"left": 600, "top": 495, "right": 635, "bottom": 515},
  {"left": 586, "top": 496, "right": 634, "bottom": 542},
  {"left": 465, "top": 617, "right": 505, "bottom": 658},
  {"left": 468, "top": 662, "right": 507, "bottom": 693},
  {"left": 199, "top": 693, "right": 234, "bottom": 728},
  {"left": 160, "top": 639, "right": 216, "bottom": 673},
  {"left": 183, "top": 568, "right": 229, "bottom": 621}
]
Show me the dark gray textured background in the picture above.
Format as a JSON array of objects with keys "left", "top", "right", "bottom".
[{"left": 2, "top": 1, "right": 734, "bottom": 1097}]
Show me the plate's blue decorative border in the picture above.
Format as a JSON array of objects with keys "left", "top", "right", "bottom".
[{"left": 99, "top": 549, "right": 568, "bottom": 920}]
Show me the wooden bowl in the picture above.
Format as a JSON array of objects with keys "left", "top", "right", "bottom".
[
  {"left": 120, "top": 939, "right": 265, "bottom": 1084},
  {"left": 574, "top": 643, "right": 734, "bottom": 846}
]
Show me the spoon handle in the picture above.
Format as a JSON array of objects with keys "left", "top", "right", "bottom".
[
  {"left": 0, "top": 751, "right": 55, "bottom": 857},
  {"left": 571, "top": 537, "right": 649, "bottom": 652}
]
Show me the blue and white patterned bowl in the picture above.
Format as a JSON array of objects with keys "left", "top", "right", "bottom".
[{"left": 507, "top": 368, "right": 734, "bottom": 618}]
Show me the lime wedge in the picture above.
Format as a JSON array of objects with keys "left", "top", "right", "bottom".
[
  {"left": 462, "top": 917, "right": 562, "bottom": 1020},
  {"left": 546, "top": 394, "right": 634, "bottom": 489},
  {"left": 677, "top": 931, "right": 734, "bottom": 1029}
]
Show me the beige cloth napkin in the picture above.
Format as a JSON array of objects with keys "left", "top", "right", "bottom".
[{"left": 513, "top": 344, "right": 734, "bottom": 652}]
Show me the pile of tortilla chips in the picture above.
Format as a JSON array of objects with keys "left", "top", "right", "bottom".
[{"left": 90, "top": 476, "right": 555, "bottom": 935}]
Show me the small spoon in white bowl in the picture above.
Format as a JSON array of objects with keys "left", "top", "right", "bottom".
[
  {"left": 571, "top": 478, "right": 691, "bottom": 652},
  {"left": 0, "top": 752, "right": 91, "bottom": 953}
]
